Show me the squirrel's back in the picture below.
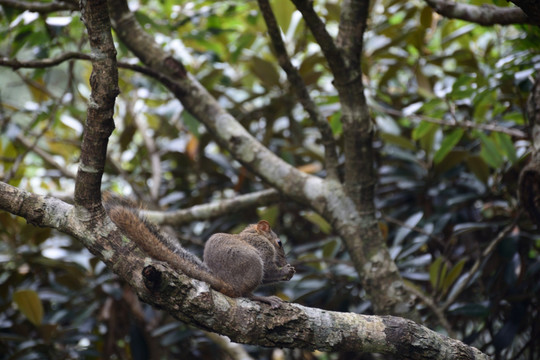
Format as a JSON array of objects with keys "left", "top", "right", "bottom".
[
  {"left": 103, "top": 194, "right": 234, "bottom": 295},
  {"left": 103, "top": 193, "right": 294, "bottom": 306},
  {"left": 204, "top": 233, "right": 264, "bottom": 296}
]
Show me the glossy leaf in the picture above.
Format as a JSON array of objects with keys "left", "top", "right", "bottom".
[
  {"left": 13, "top": 290, "right": 43, "bottom": 326},
  {"left": 433, "top": 128, "right": 463, "bottom": 164}
]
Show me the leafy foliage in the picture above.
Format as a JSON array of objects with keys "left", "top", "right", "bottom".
[{"left": 1, "top": 0, "right": 539, "bottom": 359}]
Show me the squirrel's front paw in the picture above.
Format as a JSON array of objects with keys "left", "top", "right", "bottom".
[{"left": 283, "top": 264, "right": 295, "bottom": 281}]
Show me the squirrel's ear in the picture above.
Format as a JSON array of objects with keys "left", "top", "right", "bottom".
[{"left": 256, "top": 220, "right": 271, "bottom": 233}]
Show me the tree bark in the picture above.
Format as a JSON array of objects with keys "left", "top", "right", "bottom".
[
  {"left": 0, "top": 181, "right": 490, "bottom": 360},
  {"left": 107, "top": 0, "right": 417, "bottom": 318}
]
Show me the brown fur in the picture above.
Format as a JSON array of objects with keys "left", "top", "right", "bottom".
[{"left": 103, "top": 194, "right": 295, "bottom": 307}]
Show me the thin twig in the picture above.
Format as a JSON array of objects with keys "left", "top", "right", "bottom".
[
  {"left": 257, "top": 0, "right": 339, "bottom": 180},
  {"left": 404, "top": 282, "right": 455, "bottom": 338},
  {"left": 16, "top": 134, "right": 76, "bottom": 179},
  {"left": 131, "top": 99, "right": 161, "bottom": 201},
  {"left": 382, "top": 214, "right": 444, "bottom": 244},
  {"left": 0, "top": 53, "right": 167, "bottom": 84},
  {"left": 441, "top": 218, "right": 519, "bottom": 310},
  {"left": 375, "top": 104, "right": 527, "bottom": 139}
]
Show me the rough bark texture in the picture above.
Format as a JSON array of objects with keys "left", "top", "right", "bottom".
[
  {"left": 106, "top": 0, "right": 417, "bottom": 318},
  {"left": 74, "top": 0, "right": 118, "bottom": 211},
  {"left": 425, "top": 0, "right": 533, "bottom": 26},
  {"left": 519, "top": 73, "right": 540, "bottom": 225},
  {"left": 0, "top": 181, "right": 491, "bottom": 360}
]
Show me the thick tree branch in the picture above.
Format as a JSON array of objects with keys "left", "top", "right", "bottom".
[
  {"left": 0, "top": 181, "right": 491, "bottom": 360},
  {"left": 425, "top": 0, "right": 533, "bottom": 26},
  {"left": 334, "top": 1, "right": 418, "bottom": 318},
  {"left": 519, "top": 72, "right": 540, "bottom": 225},
  {"left": 107, "top": 0, "right": 319, "bottom": 207},
  {"left": 74, "top": 0, "right": 119, "bottom": 210},
  {"left": 143, "top": 188, "right": 281, "bottom": 225},
  {"left": 107, "top": 0, "right": 417, "bottom": 318},
  {"left": 257, "top": 0, "right": 339, "bottom": 180},
  {"left": 510, "top": 0, "right": 540, "bottom": 26}
]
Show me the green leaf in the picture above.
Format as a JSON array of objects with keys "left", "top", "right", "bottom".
[
  {"left": 412, "top": 121, "right": 437, "bottom": 141},
  {"left": 429, "top": 257, "right": 448, "bottom": 291},
  {"left": 380, "top": 133, "right": 416, "bottom": 151},
  {"left": 271, "top": 0, "right": 296, "bottom": 33},
  {"left": 250, "top": 56, "right": 280, "bottom": 88},
  {"left": 13, "top": 290, "right": 43, "bottom": 326},
  {"left": 302, "top": 212, "right": 332, "bottom": 234},
  {"left": 420, "top": 6, "right": 433, "bottom": 29},
  {"left": 322, "top": 239, "right": 340, "bottom": 259},
  {"left": 434, "top": 149, "right": 468, "bottom": 174},
  {"left": 182, "top": 111, "right": 201, "bottom": 138},
  {"left": 466, "top": 155, "right": 490, "bottom": 183},
  {"left": 257, "top": 205, "right": 279, "bottom": 227},
  {"left": 442, "top": 259, "right": 466, "bottom": 294},
  {"left": 449, "top": 303, "right": 489, "bottom": 317},
  {"left": 429, "top": 257, "right": 443, "bottom": 289},
  {"left": 494, "top": 132, "right": 517, "bottom": 164},
  {"left": 478, "top": 132, "right": 503, "bottom": 168},
  {"left": 329, "top": 112, "right": 342, "bottom": 136},
  {"left": 388, "top": 11, "right": 406, "bottom": 25},
  {"left": 433, "top": 128, "right": 464, "bottom": 164}
]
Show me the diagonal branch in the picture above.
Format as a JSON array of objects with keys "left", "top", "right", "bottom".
[
  {"left": 107, "top": 0, "right": 323, "bottom": 210},
  {"left": 16, "top": 133, "right": 76, "bottom": 179},
  {"left": 290, "top": 0, "right": 347, "bottom": 81},
  {"left": 257, "top": 0, "right": 339, "bottom": 180},
  {"left": 107, "top": 0, "right": 415, "bottom": 318}
]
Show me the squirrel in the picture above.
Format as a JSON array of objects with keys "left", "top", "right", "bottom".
[{"left": 103, "top": 193, "right": 295, "bottom": 308}]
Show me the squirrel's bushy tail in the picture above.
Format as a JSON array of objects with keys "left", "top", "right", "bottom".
[{"left": 103, "top": 193, "right": 236, "bottom": 296}]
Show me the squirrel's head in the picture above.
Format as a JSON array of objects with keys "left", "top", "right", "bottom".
[{"left": 255, "top": 220, "right": 289, "bottom": 267}]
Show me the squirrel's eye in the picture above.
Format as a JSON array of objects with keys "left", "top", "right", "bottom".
[{"left": 277, "top": 239, "right": 282, "bottom": 248}]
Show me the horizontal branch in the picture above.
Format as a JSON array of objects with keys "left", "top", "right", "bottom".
[
  {"left": 143, "top": 189, "right": 281, "bottom": 225},
  {"left": 376, "top": 105, "right": 527, "bottom": 138},
  {"left": 0, "top": 52, "right": 163, "bottom": 80},
  {"left": 0, "top": 180, "right": 490, "bottom": 359},
  {"left": 0, "top": 0, "right": 77, "bottom": 13},
  {"left": 425, "top": 0, "right": 532, "bottom": 26},
  {"left": 0, "top": 52, "right": 91, "bottom": 69}
]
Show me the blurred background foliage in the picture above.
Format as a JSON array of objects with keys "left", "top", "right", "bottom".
[{"left": 1, "top": 0, "right": 539, "bottom": 359}]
